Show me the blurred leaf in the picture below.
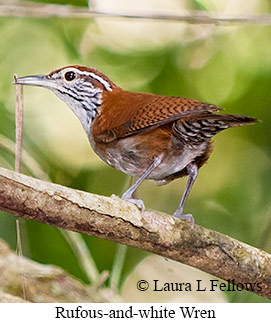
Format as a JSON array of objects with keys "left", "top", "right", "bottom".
[{"left": 24, "top": 0, "right": 88, "bottom": 7}]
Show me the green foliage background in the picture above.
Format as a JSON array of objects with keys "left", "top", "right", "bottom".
[{"left": 0, "top": 0, "right": 270, "bottom": 302}]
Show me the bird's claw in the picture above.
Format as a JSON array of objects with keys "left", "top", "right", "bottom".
[
  {"left": 173, "top": 211, "right": 195, "bottom": 227},
  {"left": 121, "top": 195, "right": 145, "bottom": 214}
]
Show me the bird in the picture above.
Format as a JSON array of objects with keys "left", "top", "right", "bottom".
[{"left": 14, "top": 65, "right": 258, "bottom": 224}]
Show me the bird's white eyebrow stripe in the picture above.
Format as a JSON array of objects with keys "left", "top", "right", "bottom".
[
  {"left": 78, "top": 70, "right": 112, "bottom": 92},
  {"left": 56, "top": 67, "right": 113, "bottom": 92}
]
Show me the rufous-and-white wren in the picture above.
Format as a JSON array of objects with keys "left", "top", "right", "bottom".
[{"left": 14, "top": 65, "right": 258, "bottom": 224}]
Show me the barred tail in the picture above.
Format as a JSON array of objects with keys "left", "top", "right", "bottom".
[{"left": 173, "top": 113, "right": 259, "bottom": 143}]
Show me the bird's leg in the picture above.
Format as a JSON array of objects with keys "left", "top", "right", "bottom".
[
  {"left": 122, "top": 155, "right": 163, "bottom": 212},
  {"left": 173, "top": 163, "right": 198, "bottom": 226}
]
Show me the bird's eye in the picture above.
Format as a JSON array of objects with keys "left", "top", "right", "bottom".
[{"left": 64, "top": 71, "right": 76, "bottom": 81}]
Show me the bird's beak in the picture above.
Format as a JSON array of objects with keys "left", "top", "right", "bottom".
[{"left": 13, "top": 75, "right": 58, "bottom": 90}]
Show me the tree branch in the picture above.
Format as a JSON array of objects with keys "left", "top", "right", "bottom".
[
  {"left": 0, "top": 166, "right": 270, "bottom": 299},
  {"left": 0, "top": 238, "right": 118, "bottom": 302},
  {"left": 1, "top": 0, "right": 271, "bottom": 25}
]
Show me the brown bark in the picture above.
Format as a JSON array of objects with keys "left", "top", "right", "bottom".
[
  {"left": 0, "top": 238, "right": 118, "bottom": 302},
  {"left": 0, "top": 166, "right": 270, "bottom": 299},
  {"left": 1, "top": 0, "right": 271, "bottom": 25}
]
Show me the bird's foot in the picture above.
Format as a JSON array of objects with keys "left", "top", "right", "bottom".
[
  {"left": 173, "top": 210, "right": 195, "bottom": 227},
  {"left": 121, "top": 193, "right": 145, "bottom": 213}
]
